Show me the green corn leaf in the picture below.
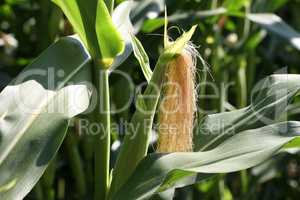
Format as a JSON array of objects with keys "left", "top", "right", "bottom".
[
  {"left": 18, "top": 36, "right": 92, "bottom": 89},
  {"left": 0, "top": 36, "right": 92, "bottom": 199},
  {"left": 195, "top": 74, "right": 300, "bottom": 151},
  {"left": 0, "top": 81, "right": 90, "bottom": 199},
  {"left": 112, "top": 121, "right": 300, "bottom": 200},
  {"left": 131, "top": 35, "right": 153, "bottom": 83},
  {"left": 52, "top": 0, "right": 125, "bottom": 66},
  {"left": 109, "top": 26, "right": 197, "bottom": 197}
]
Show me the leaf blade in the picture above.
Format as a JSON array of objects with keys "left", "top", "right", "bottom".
[
  {"left": 113, "top": 122, "right": 300, "bottom": 200},
  {"left": 0, "top": 36, "right": 92, "bottom": 199}
]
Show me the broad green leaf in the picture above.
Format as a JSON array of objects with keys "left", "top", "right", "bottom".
[
  {"left": 131, "top": 35, "right": 153, "bottom": 83},
  {"left": 247, "top": 14, "right": 300, "bottom": 51},
  {"left": 16, "top": 36, "right": 92, "bottom": 89},
  {"left": 112, "top": 121, "right": 300, "bottom": 200},
  {"left": 52, "top": 0, "right": 125, "bottom": 66},
  {"left": 0, "top": 81, "right": 90, "bottom": 199},
  {"left": 195, "top": 74, "right": 300, "bottom": 151},
  {"left": 109, "top": 26, "right": 197, "bottom": 197},
  {"left": 0, "top": 36, "right": 92, "bottom": 199}
]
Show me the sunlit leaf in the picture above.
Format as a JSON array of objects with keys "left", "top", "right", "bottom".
[
  {"left": 113, "top": 122, "right": 300, "bottom": 199},
  {"left": 0, "top": 36, "right": 92, "bottom": 199},
  {"left": 52, "top": 0, "right": 125, "bottom": 66}
]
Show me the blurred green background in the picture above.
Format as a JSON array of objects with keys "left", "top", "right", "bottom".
[{"left": 1, "top": 0, "right": 300, "bottom": 199}]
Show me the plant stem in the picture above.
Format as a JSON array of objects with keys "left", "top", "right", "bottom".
[{"left": 93, "top": 66, "right": 111, "bottom": 200}]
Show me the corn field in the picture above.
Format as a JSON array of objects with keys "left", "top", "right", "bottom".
[{"left": 1, "top": 0, "right": 300, "bottom": 200}]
